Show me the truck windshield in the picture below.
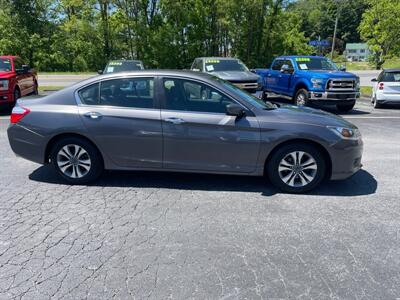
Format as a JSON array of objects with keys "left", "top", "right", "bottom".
[
  {"left": 214, "top": 77, "right": 277, "bottom": 110},
  {"left": 295, "top": 57, "right": 338, "bottom": 71},
  {"left": 104, "top": 61, "right": 144, "bottom": 74},
  {"left": 0, "top": 58, "right": 12, "bottom": 72},
  {"left": 205, "top": 59, "right": 248, "bottom": 72}
]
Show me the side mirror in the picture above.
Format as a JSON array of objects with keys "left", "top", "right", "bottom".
[
  {"left": 98, "top": 70, "right": 104, "bottom": 75},
  {"left": 192, "top": 68, "right": 200, "bottom": 72},
  {"left": 250, "top": 69, "right": 257, "bottom": 73},
  {"left": 280, "top": 64, "right": 293, "bottom": 74},
  {"left": 226, "top": 103, "right": 245, "bottom": 117},
  {"left": 371, "top": 78, "right": 377, "bottom": 82},
  {"left": 339, "top": 65, "right": 346, "bottom": 71}
]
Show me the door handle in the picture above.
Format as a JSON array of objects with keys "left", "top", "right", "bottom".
[
  {"left": 84, "top": 112, "right": 102, "bottom": 119},
  {"left": 164, "top": 117, "right": 185, "bottom": 125}
]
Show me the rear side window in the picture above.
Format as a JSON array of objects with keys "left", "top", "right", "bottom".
[
  {"left": 79, "top": 83, "right": 100, "bottom": 105},
  {"left": 380, "top": 72, "right": 400, "bottom": 82}
]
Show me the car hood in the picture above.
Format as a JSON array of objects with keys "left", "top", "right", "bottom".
[
  {"left": 297, "top": 70, "right": 357, "bottom": 79},
  {"left": 0, "top": 71, "right": 15, "bottom": 79},
  {"left": 261, "top": 104, "right": 357, "bottom": 128},
  {"left": 209, "top": 71, "right": 259, "bottom": 82}
]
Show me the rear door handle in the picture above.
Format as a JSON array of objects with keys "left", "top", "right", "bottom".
[
  {"left": 84, "top": 112, "right": 102, "bottom": 119},
  {"left": 164, "top": 117, "right": 185, "bottom": 125}
]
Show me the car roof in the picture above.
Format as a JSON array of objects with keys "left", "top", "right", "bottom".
[
  {"left": 0, "top": 56, "right": 18, "bottom": 59},
  {"left": 75, "top": 70, "right": 218, "bottom": 87},
  {"left": 196, "top": 57, "right": 240, "bottom": 61},
  {"left": 383, "top": 68, "right": 400, "bottom": 73},
  {"left": 276, "top": 55, "right": 325, "bottom": 59},
  {"left": 107, "top": 59, "right": 143, "bottom": 63}
]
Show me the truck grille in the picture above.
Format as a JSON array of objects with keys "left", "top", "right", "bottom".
[
  {"left": 326, "top": 79, "right": 355, "bottom": 91},
  {"left": 229, "top": 81, "right": 258, "bottom": 91}
]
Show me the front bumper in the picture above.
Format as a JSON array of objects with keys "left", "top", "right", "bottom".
[
  {"left": 329, "top": 137, "right": 363, "bottom": 180},
  {"left": 309, "top": 91, "right": 360, "bottom": 103}
]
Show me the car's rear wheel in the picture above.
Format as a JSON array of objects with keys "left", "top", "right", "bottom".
[
  {"left": 373, "top": 97, "right": 382, "bottom": 109},
  {"left": 267, "top": 143, "right": 326, "bottom": 193},
  {"left": 294, "top": 89, "right": 309, "bottom": 106},
  {"left": 50, "top": 137, "right": 103, "bottom": 184},
  {"left": 32, "top": 81, "right": 39, "bottom": 95},
  {"left": 337, "top": 102, "right": 355, "bottom": 112}
]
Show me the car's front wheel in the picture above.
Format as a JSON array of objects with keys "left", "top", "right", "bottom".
[
  {"left": 50, "top": 137, "right": 103, "bottom": 184},
  {"left": 294, "top": 89, "right": 309, "bottom": 106},
  {"left": 267, "top": 143, "right": 326, "bottom": 193}
]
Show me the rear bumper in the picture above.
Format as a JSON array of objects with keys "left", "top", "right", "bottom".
[
  {"left": 0, "top": 90, "right": 13, "bottom": 104},
  {"left": 309, "top": 91, "right": 360, "bottom": 103},
  {"left": 7, "top": 123, "right": 46, "bottom": 164},
  {"left": 376, "top": 92, "right": 400, "bottom": 103},
  {"left": 329, "top": 138, "right": 364, "bottom": 180}
]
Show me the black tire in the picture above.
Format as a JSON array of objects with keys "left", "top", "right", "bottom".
[
  {"left": 32, "top": 81, "right": 39, "bottom": 95},
  {"left": 13, "top": 88, "right": 21, "bottom": 103},
  {"left": 262, "top": 91, "right": 268, "bottom": 102},
  {"left": 266, "top": 143, "right": 326, "bottom": 193},
  {"left": 294, "top": 89, "right": 309, "bottom": 106},
  {"left": 373, "top": 97, "right": 382, "bottom": 109},
  {"left": 337, "top": 102, "right": 355, "bottom": 112},
  {"left": 50, "top": 137, "right": 103, "bottom": 184}
]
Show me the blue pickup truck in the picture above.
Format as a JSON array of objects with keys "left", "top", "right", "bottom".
[{"left": 255, "top": 56, "right": 360, "bottom": 112}]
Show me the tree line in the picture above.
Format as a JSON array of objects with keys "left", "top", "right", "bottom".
[{"left": 0, "top": 0, "right": 398, "bottom": 71}]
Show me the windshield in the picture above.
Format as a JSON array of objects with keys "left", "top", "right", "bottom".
[
  {"left": 295, "top": 57, "right": 338, "bottom": 71},
  {"left": 213, "top": 77, "right": 277, "bottom": 110},
  {"left": 205, "top": 59, "right": 248, "bottom": 72},
  {"left": 104, "top": 61, "right": 144, "bottom": 74},
  {"left": 0, "top": 58, "right": 12, "bottom": 72}
]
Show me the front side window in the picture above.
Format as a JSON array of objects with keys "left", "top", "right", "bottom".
[
  {"left": 271, "top": 60, "right": 284, "bottom": 71},
  {"left": 79, "top": 78, "right": 154, "bottom": 108},
  {"left": 162, "top": 78, "right": 236, "bottom": 113},
  {"left": 13, "top": 58, "right": 23, "bottom": 70}
]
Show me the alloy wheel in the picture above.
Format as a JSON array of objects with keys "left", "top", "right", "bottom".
[
  {"left": 296, "top": 93, "right": 306, "bottom": 106},
  {"left": 56, "top": 144, "right": 91, "bottom": 179},
  {"left": 278, "top": 151, "right": 318, "bottom": 187}
]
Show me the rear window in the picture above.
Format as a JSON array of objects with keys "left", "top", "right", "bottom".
[
  {"left": 0, "top": 58, "right": 12, "bottom": 72},
  {"left": 104, "top": 61, "right": 144, "bottom": 74},
  {"left": 380, "top": 72, "right": 400, "bottom": 82}
]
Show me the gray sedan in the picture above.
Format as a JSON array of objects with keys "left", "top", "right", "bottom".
[{"left": 7, "top": 70, "right": 363, "bottom": 193}]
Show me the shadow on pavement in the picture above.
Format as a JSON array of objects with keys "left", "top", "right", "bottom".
[{"left": 29, "top": 166, "right": 377, "bottom": 197}]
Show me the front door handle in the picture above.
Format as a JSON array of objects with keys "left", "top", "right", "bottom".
[
  {"left": 164, "top": 117, "right": 185, "bottom": 125},
  {"left": 84, "top": 112, "right": 103, "bottom": 119}
]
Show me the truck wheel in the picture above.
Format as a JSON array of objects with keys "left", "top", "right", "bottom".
[
  {"left": 262, "top": 91, "right": 268, "bottom": 101},
  {"left": 13, "top": 88, "right": 21, "bottom": 105},
  {"left": 337, "top": 102, "right": 355, "bottom": 112},
  {"left": 32, "top": 81, "right": 39, "bottom": 95},
  {"left": 294, "top": 89, "right": 309, "bottom": 106}
]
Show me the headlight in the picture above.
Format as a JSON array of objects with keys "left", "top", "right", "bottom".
[
  {"left": 0, "top": 79, "right": 9, "bottom": 91},
  {"left": 328, "top": 126, "right": 361, "bottom": 140},
  {"left": 311, "top": 78, "right": 324, "bottom": 89},
  {"left": 355, "top": 77, "right": 360, "bottom": 89}
]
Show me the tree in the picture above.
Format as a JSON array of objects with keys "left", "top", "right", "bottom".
[{"left": 359, "top": 0, "right": 400, "bottom": 69}]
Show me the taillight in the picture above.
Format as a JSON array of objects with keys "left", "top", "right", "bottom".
[
  {"left": 10, "top": 106, "right": 30, "bottom": 124},
  {"left": 378, "top": 82, "right": 384, "bottom": 90}
]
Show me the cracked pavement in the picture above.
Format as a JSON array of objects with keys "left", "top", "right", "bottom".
[{"left": 0, "top": 101, "right": 399, "bottom": 299}]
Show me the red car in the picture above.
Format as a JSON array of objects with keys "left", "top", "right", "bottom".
[{"left": 0, "top": 56, "right": 38, "bottom": 108}]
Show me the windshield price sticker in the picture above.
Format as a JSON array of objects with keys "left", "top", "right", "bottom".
[
  {"left": 206, "top": 59, "right": 220, "bottom": 64},
  {"left": 299, "top": 64, "right": 308, "bottom": 70},
  {"left": 205, "top": 65, "right": 214, "bottom": 72},
  {"left": 295, "top": 58, "right": 311, "bottom": 62}
]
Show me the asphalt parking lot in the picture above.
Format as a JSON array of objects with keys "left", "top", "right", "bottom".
[{"left": 0, "top": 99, "right": 399, "bottom": 299}]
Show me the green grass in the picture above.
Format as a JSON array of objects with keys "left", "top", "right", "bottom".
[
  {"left": 360, "top": 86, "right": 372, "bottom": 97},
  {"left": 38, "top": 86, "right": 64, "bottom": 92},
  {"left": 342, "top": 58, "right": 400, "bottom": 71}
]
